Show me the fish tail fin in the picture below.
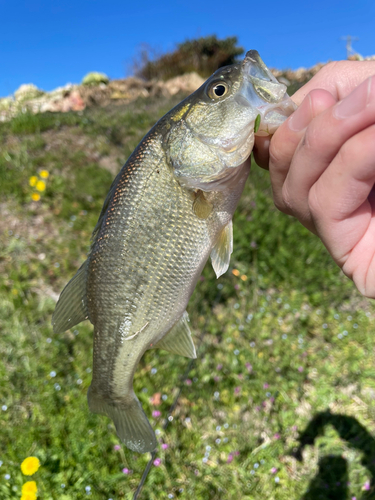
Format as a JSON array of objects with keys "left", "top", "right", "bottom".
[{"left": 87, "top": 386, "right": 157, "bottom": 453}]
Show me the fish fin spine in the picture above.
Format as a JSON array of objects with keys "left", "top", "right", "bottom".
[
  {"left": 210, "top": 220, "right": 233, "bottom": 278},
  {"left": 153, "top": 311, "right": 197, "bottom": 359},
  {"left": 52, "top": 260, "right": 89, "bottom": 333}
]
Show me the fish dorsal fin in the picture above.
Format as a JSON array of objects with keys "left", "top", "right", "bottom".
[
  {"left": 193, "top": 190, "right": 213, "bottom": 219},
  {"left": 52, "top": 260, "right": 89, "bottom": 333},
  {"left": 210, "top": 220, "right": 233, "bottom": 278},
  {"left": 154, "top": 311, "right": 197, "bottom": 359}
]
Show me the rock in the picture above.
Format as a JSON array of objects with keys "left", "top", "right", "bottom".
[
  {"left": 163, "top": 72, "right": 205, "bottom": 95},
  {"left": 82, "top": 72, "right": 109, "bottom": 86}
]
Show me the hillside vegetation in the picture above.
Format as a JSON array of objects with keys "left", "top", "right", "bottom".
[{"left": 1, "top": 82, "right": 375, "bottom": 499}]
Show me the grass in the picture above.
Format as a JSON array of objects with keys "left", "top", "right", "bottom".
[{"left": 1, "top": 95, "right": 375, "bottom": 500}]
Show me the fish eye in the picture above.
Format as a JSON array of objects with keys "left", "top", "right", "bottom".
[{"left": 207, "top": 81, "right": 229, "bottom": 100}]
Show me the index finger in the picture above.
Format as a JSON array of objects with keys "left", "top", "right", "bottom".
[{"left": 292, "top": 60, "right": 375, "bottom": 105}]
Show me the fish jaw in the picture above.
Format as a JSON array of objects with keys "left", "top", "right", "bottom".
[{"left": 238, "top": 50, "right": 297, "bottom": 136}]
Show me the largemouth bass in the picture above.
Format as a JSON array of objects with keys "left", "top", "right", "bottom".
[{"left": 52, "top": 50, "right": 295, "bottom": 453}]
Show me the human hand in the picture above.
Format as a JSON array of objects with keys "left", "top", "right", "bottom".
[{"left": 253, "top": 61, "right": 375, "bottom": 297}]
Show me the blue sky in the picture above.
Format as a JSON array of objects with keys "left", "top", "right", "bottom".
[{"left": 1, "top": 0, "right": 374, "bottom": 97}]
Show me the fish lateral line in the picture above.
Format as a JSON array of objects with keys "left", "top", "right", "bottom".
[{"left": 124, "top": 321, "right": 149, "bottom": 341}]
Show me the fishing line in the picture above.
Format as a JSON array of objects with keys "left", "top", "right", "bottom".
[{"left": 132, "top": 289, "right": 223, "bottom": 500}]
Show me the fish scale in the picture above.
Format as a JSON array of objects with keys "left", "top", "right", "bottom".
[{"left": 52, "top": 50, "right": 296, "bottom": 452}]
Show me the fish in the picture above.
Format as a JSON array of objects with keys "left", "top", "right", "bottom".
[{"left": 52, "top": 50, "right": 296, "bottom": 453}]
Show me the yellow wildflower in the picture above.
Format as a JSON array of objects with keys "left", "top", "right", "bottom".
[
  {"left": 22, "top": 481, "right": 37, "bottom": 494},
  {"left": 232, "top": 269, "right": 240, "bottom": 276},
  {"left": 31, "top": 193, "right": 41, "bottom": 202},
  {"left": 21, "top": 492, "right": 37, "bottom": 500},
  {"left": 39, "top": 170, "right": 49, "bottom": 179},
  {"left": 240, "top": 274, "right": 247, "bottom": 281},
  {"left": 35, "top": 180, "right": 46, "bottom": 192},
  {"left": 20, "top": 456, "right": 40, "bottom": 476},
  {"left": 29, "top": 176, "right": 38, "bottom": 187}
]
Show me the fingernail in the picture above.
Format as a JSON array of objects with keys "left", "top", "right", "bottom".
[
  {"left": 288, "top": 95, "right": 312, "bottom": 132},
  {"left": 334, "top": 76, "right": 372, "bottom": 119}
]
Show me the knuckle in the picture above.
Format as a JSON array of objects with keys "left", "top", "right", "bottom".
[
  {"left": 280, "top": 183, "right": 294, "bottom": 214},
  {"left": 336, "top": 139, "right": 356, "bottom": 168},
  {"left": 268, "top": 135, "right": 283, "bottom": 167},
  {"left": 307, "top": 185, "right": 323, "bottom": 218},
  {"left": 269, "top": 136, "right": 293, "bottom": 175},
  {"left": 298, "top": 121, "right": 323, "bottom": 156}
]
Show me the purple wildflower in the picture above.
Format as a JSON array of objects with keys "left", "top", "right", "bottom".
[
  {"left": 271, "top": 467, "right": 278, "bottom": 474},
  {"left": 363, "top": 480, "right": 370, "bottom": 491},
  {"left": 153, "top": 458, "right": 161, "bottom": 467},
  {"left": 263, "top": 383, "right": 269, "bottom": 389},
  {"left": 298, "top": 366, "right": 304, "bottom": 372},
  {"left": 227, "top": 453, "right": 233, "bottom": 464},
  {"left": 185, "top": 379, "right": 192, "bottom": 385},
  {"left": 152, "top": 410, "right": 161, "bottom": 418},
  {"left": 162, "top": 443, "right": 169, "bottom": 450},
  {"left": 216, "top": 364, "right": 223, "bottom": 371},
  {"left": 245, "top": 362, "right": 252, "bottom": 373},
  {"left": 122, "top": 468, "right": 130, "bottom": 474},
  {"left": 114, "top": 444, "right": 121, "bottom": 451},
  {"left": 234, "top": 386, "right": 241, "bottom": 395},
  {"left": 274, "top": 433, "right": 281, "bottom": 440}
]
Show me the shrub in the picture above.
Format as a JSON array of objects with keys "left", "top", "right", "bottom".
[
  {"left": 81, "top": 72, "right": 109, "bottom": 86},
  {"left": 136, "top": 35, "right": 244, "bottom": 81}
]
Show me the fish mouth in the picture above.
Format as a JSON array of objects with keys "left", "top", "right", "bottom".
[{"left": 237, "top": 50, "right": 297, "bottom": 135}]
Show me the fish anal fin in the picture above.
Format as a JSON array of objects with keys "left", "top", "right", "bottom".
[
  {"left": 154, "top": 311, "right": 197, "bottom": 359},
  {"left": 210, "top": 220, "right": 233, "bottom": 278},
  {"left": 193, "top": 190, "right": 213, "bottom": 219},
  {"left": 87, "top": 386, "right": 157, "bottom": 453},
  {"left": 52, "top": 260, "right": 89, "bottom": 333}
]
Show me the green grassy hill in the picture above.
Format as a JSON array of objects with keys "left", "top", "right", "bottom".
[{"left": 1, "top": 93, "right": 375, "bottom": 499}]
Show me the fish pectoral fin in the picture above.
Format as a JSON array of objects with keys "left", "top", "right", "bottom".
[
  {"left": 52, "top": 260, "right": 89, "bottom": 333},
  {"left": 193, "top": 190, "right": 213, "bottom": 219},
  {"left": 210, "top": 220, "right": 233, "bottom": 278},
  {"left": 87, "top": 386, "right": 157, "bottom": 453},
  {"left": 154, "top": 311, "right": 197, "bottom": 359}
]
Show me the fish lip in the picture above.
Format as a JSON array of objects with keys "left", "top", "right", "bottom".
[
  {"left": 255, "top": 99, "right": 297, "bottom": 136},
  {"left": 238, "top": 50, "right": 289, "bottom": 110},
  {"left": 242, "top": 50, "right": 280, "bottom": 84},
  {"left": 238, "top": 50, "right": 297, "bottom": 135}
]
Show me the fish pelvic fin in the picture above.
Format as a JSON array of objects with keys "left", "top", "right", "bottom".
[
  {"left": 154, "top": 311, "right": 197, "bottom": 359},
  {"left": 210, "top": 220, "right": 233, "bottom": 278},
  {"left": 87, "top": 386, "right": 157, "bottom": 453},
  {"left": 52, "top": 260, "right": 89, "bottom": 333}
]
